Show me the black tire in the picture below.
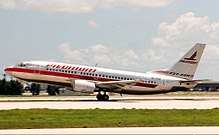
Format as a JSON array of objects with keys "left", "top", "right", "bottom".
[
  {"left": 96, "top": 94, "right": 103, "bottom": 101},
  {"left": 24, "top": 87, "right": 30, "bottom": 91},
  {"left": 103, "top": 95, "right": 109, "bottom": 101}
]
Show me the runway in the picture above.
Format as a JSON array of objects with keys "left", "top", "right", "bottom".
[
  {"left": 1, "top": 96, "right": 219, "bottom": 109},
  {"left": 1, "top": 96, "right": 219, "bottom": 134},
  {"left": 1, "top": 127, "right": 219, "bottom": 134}
]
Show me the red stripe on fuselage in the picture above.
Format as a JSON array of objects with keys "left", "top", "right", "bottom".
[{"left": 6, "top": 67, "right": 157, "bottom": 88}]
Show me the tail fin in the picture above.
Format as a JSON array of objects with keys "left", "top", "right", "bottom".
[
  {"left": 168, "top": 43, "right": 206, "bottom": 80},
  {"left": 150, "top": 43, "right": 206, "bottom": 80}
]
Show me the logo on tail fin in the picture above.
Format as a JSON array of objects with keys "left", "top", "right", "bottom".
[
  {"left": 180, "top": 51, "right": 198, "bottom": 64},
  {"left": 184, "top": 51, "right": 197, "bottom": 61}
]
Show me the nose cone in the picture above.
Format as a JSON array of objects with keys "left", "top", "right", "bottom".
[{"left": 4, "top": 66, "right": 14, "bottom": 75}]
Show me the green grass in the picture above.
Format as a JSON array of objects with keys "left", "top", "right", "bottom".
[{"left": 1, "top": 109, "right": 219, "bottom": 129}]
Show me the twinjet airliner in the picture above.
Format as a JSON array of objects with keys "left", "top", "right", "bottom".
[{"left": 5, "top": 43, "right": 206, "bottom": 101}]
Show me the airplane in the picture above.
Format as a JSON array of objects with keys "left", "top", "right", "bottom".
[{"left": 4, "top": 43, "right": 206, "bottom": 101}]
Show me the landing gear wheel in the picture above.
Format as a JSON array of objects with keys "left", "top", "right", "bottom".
[
  {"left": 96, "top": 94, "right": 103, "bottom": 101},
  {"left": 103, "top": 95, "right": 109, "bottom": 101},
  {"left": 96, "top": 92, "right": 109, "bottom": 101}
]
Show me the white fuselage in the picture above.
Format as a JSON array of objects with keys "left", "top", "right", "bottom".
[{"left": 5, "top": 61, "right": 188, "bottom": 94}]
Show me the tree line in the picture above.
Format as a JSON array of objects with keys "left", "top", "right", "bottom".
[
  {"left": 0, "top": 75, "right": 60, "bottom": 95},
  {"left": 0, "top": 78, "right": 23, "bottom": 95}
]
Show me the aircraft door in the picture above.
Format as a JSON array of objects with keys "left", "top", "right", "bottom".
[{"left": 30, "top": 65, "right": 41, "bottom": 74}]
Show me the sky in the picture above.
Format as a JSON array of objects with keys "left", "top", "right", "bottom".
[{"left": 0, "top": 0, "right": 219, "bottom": 80}]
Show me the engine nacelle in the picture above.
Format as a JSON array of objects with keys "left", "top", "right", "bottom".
[{"left": 72, "top": 80, "right": 96, "bottom": 93}]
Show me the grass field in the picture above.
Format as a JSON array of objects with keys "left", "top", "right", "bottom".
[{"left": 1, "top": 109, "right": 219, "bottom": 129}]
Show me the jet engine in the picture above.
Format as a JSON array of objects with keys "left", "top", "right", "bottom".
[{"left": 72, "top": 80, "right": 96, "bottom": 93}]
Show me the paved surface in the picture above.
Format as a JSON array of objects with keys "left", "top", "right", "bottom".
[
  {"left": 2, "top": 95, "right": 219, "bottom": 101},
  {"left": 1, "top": 96, "right": 219, "bottom": 109},
  {"left": 1, "top": 96, "right": 219, "bottom": 134},
  {"left": 1, "top": 127, "right": 219, "bottom": 134}
]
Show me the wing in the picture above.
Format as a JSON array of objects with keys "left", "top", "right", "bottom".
[
  {"left": 95, "top": 80, "right": 140, "bottom": 89},
  {"left": 179, "top": 79, "right": 210, "bottom": 86},
  {"left": 179, "top": 79, "right": 210, "bottom": 83}
]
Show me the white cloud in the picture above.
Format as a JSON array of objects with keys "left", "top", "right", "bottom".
[
  {"left": 88, "top": 20, "right": 98, "bottom": 28},
  {"left": 152, "top": 12, "right": 219, "bottom": 47},
  {"left": 99, "top": 0, "right": 173, "bottom": 8},
  {"left": 206, "top": 45, "right": 219, "bottom": 59},
  {"left": 152, "top": 12, "right": 219, "bottom": 79},
  {"left": 58, "top": 43, "right": 142, "bottom": 69},
  {"left": 0, "top": 0, "right": 16, "bottom": 9},
  {"left": 143, "top": 49, "right": 162, "bottom": 61},
  {"left": 0, "top": 0, "right": 174, "bottom": 13},
  {"left": 58, "top": 42, "right": 165, "bottom": 72}
]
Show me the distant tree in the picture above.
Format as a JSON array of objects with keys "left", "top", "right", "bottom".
[
  {"left": 0, "top": 78, "right": 7, "bottom": 95},
  {"left": 7, "top": 80, "right": 23, "bottom": 95},
  {"left": 0, "top": 79, "right": 23, "bottom": 95}
]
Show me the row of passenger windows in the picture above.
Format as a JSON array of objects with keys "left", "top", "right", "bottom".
[
  {"left": 46, "top": 68, "right": 158, "bottom": 84},
  {"left": 46, "top": 68, "right": 134, "bottom": 80},
  {"left": 143, "top": 80, "right": 157, "bottom": 84}
]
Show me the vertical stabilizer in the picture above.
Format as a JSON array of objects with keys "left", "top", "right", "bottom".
[{"left": 168, "top": 43, "right": 206, "bottom": 80}]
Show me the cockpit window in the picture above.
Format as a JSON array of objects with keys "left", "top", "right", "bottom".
[{"left": 16, "top": 63, "right": 26, "bottom": 67}]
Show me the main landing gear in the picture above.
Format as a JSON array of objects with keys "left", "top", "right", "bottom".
[{"left": 96, "top": 91, "right": 109, "bottom": 101}]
